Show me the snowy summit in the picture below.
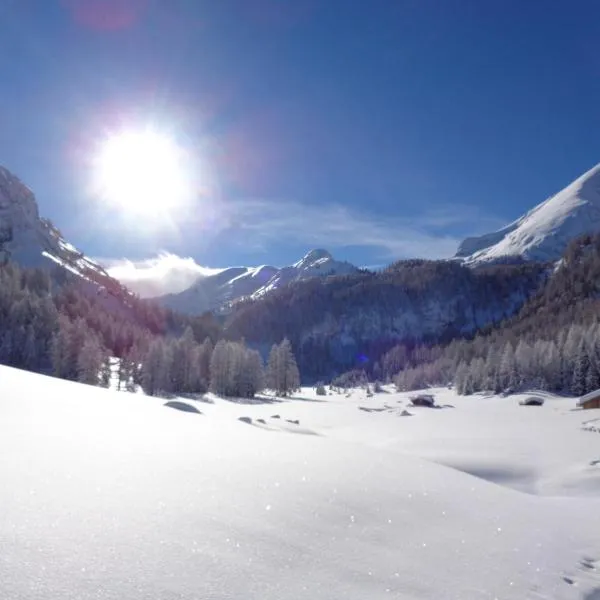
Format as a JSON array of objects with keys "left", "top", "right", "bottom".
[
  {"left": 160, "top": 248, "right": 358, "bottom": 314},
  {"left": 456, "top": 163, "right": 600, "bottom": 265}
]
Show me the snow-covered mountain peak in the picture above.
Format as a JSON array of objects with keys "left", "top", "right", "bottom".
[
  {"left": 456, "top": 162, "right": 600, "bottom": 265},
  {"left": 293, "top": 248, "right": 333, "bottom": 269},
  {"left": 159, "top": 249, "right": 359, "bottom": 315}
]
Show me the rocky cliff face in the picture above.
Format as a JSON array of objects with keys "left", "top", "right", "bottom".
[{"left": 0, "top": 165, "right": 122, "bottom": 292}]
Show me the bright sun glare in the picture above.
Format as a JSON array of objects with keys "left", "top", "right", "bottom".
[{"left": 94, "top": 128, "right": 190, "bottom": 217}]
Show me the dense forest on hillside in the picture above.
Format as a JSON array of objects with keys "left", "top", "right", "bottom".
[
  {"left": 4, "top": 232, "right": 600, "bottom": 398},
  {"left": 392, "top": 233, "right": 600, "bottom": 396},
  {"left": 0, "top": 262, "right": 303, "bottom": 399},
  {"left": 224, "top": 259, "right": 546, "bottom": 380},
  {"left": 0, "top": 263, "right": 221, "bottom": 386}
]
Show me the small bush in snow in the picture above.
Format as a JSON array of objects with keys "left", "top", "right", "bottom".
[{"left": 315, "top": 383, "right": 327, "bottom": 396}]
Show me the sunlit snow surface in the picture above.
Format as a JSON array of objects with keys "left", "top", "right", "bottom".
[{"left": 1, "top": 366, "right": 599, "bottom": 599}]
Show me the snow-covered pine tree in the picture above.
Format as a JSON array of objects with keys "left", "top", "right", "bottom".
[
  {"left": 238, "top": 348, "right": 264, "bottom": 398},
  {"left": 77, "top": 335, "right": 104, "bottom": 386},
  {"left": 266, "top": 338, "right": 300, "bottom": 397},
  {"left": 571, "top": 339, "right": 590, "bottom": 396},
  {"left": 498, "top": 342, "right": 518, "bottom": 392},
  {"left": 514, "top": 340, "right": 533, "bottom": 389},
  {"left": 50, "top": 316, "right": 72, "bottom": 380},
  {"left": 585, "top": 336, "right": 600, "bottom": 392},
  {"left": 99, "top": 354, "right": 112, "bottom": 388},
  {"left": 197, "top": 337, "right": 213, "bottom": 392},
  {"left": 209, "top": 340, "right": 230, "bottom": 396},
  {"left": 141, "top": 339, "right": 170, "bottom": 396},
  {"left": 484, "top": 345, "right": 501, "bottom": 393}
]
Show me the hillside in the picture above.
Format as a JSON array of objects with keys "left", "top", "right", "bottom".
[
  {"left": 1, "top": 365, "right": 598, "bottom": 599},
  {"left": 224, "top": 259, "right": 546, "bottom": 380},
  {"left": 395, "top": 233, "right": 600, "bottom": 396}
]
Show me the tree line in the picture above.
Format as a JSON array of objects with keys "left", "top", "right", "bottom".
[
  {"left": 392, "top": 233, "right": 600, "bottom": 396},
  {"left": 223, "top": 258, "right": 545, "bottom": 381},
  {"left": 0, "top": 262, "right": 300, "bottom": 399}
]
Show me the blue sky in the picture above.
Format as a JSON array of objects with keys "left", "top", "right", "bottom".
[{"left": 2, "top": 0, "right": 600, "bottom": 291}]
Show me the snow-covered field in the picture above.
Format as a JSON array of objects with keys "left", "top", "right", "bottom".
[{"left": 1, "top": 366, "right": 599, "bottom": 599}]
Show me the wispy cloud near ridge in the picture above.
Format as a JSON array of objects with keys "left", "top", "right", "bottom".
[
  {"left": 99, "top": 200, "right": 505, "bottom": 297},
  {"left": 222, "top": 198, "right": 504, "bottom": 259},
  {"left": 99, "top": 253, "right": 223, "bottom": 298}
]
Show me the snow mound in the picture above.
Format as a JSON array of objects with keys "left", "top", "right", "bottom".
[{"left": 457, "top": 163, "right": 600, "bottom": 265}]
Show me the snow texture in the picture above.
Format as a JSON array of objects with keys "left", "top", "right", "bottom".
[
  {"left": 1, "top": 365, "right": 599, "bottom": 599},
  {"left": 160, "top": 249, "right": 358, "bottom": 314},
  {"left": 457, "top": 163, "right": 600, "bottom": 265}
]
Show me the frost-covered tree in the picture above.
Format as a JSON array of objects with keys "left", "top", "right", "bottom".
[
  {"left": 209, "top": 340, "right": 264, "bottom": 398},
  {"left": 77, "top": 335, "right": 104, "bottom": 385},
  {"left": 51, "top": 316, "right": 72, "bottom": 379},
  {"left": 266, "top": 338, "right": 300, "bottom": 396},
  {"left": 170, "top": 326, "right": 198, "bottom": 393},
  {"left": 141, "top": 339, "right": 171, "bottom": 396},
  {"left": 498, "top": 343, "right": 518, "bottom": 392},
  {"left": 209, "top": 340, "right": 230, "bottom": 396},
  {"left": 571, "top": 339, "right": 590, "bottom": 396},
  {"left": 237, "top": 348, "right": 264, "bottom": 398}
]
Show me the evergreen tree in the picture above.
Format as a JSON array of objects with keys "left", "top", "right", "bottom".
[
  {"left": 51, "top": 317, "right": 72, "bottom": 379},
  {"left": 498, "top": 343, "right": 517, "bottom": 392},
  {"left": 209, "top": 340, "right": 230, "bottom": 396},
  {"left": 141, "top": 339, "right": 170, "bottom": 396},
  {"left": 77, "top": 336, "right": 104, "bottom": 385},
  {"left": 571, "top": 340, "right": 590, "bottom": 396},
  {"left": 266, "top": 338, "right": 300, "bottom": 396}
]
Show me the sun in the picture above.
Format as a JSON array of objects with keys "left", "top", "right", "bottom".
[{"left": 94, "top": 128, "right": 190, "bottom": 217}]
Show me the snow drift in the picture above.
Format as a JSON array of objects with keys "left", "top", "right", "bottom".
[{"left": 1, "top": 365, "right": 599, "bottom": 599}]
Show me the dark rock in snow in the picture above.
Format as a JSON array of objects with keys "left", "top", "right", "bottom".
[
  {"left": 410, "top": 394, "right": 436, "bottom": 408},
  {"left": 519, "top": 396, "right": 545, "bottom": 406},
  {"left": 164, "top": 401, "right": 202, "bottom": 414}
]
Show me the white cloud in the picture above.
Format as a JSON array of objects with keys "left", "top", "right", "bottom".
[
  {"left": 221, "top": 199, "right": 504, "bottom": 260},
  {"left": 100, "top": 253, "right": 223, "bottom": 298}
]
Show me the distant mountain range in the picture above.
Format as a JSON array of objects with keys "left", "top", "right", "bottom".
[
  {"left": 5, "top": 161, "right": 600, "bottom": 316},
  {"left": 159, "top": 249, "right": 359, "bottom": 315}
]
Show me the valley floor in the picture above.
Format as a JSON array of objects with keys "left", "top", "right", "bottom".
[{"left": 1, "top": 366, "right": 599, "bottom": 599}]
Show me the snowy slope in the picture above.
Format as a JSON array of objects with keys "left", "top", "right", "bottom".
[
  {"left": 457, "top": 163, "right": 600, "bottom": 264},
  {"left": 0, "top": 165, "right": 118, "bottom": 288},
  {"left": 1, "top": 365, "right": 600, "bottom": 599},
  {"left": 160, "top": 249, "right": 358, "bottom": 314}
]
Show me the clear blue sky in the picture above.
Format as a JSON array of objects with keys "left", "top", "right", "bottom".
[{"left": 2, "top": 0, "right": 600, "bottom": 272}]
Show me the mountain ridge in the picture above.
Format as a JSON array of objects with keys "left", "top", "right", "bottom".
[
  {"left": 159, "top": 248, "right": 359, "bottom": 314},
  {"left": 456, "top": 163, "right": 600, "bottom": 265},
  {"left": 0, "top": 165, "right": 125, "bottom": 295}
]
